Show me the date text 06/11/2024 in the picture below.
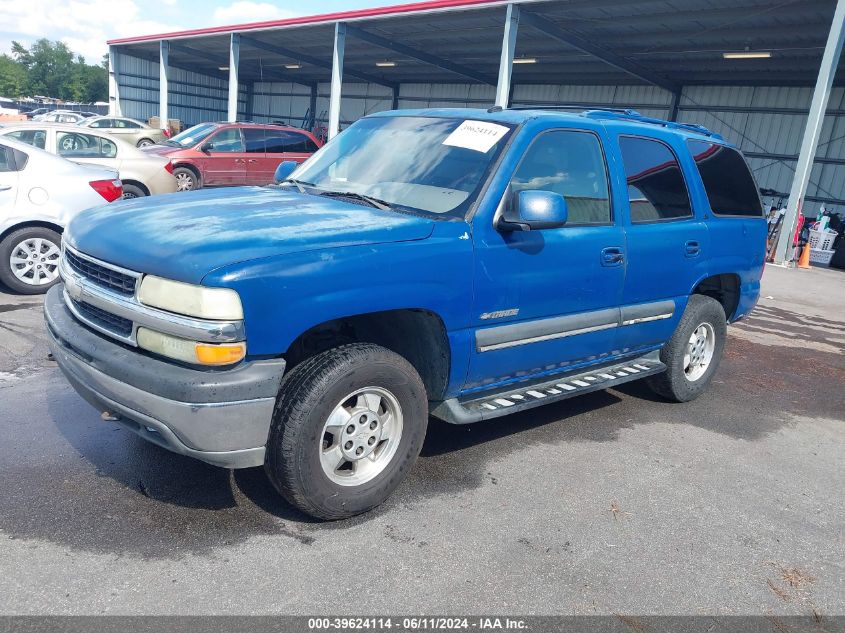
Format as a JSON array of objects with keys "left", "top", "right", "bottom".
[{"left": 307, "top": 617, "right": 529, "bottom": 630}]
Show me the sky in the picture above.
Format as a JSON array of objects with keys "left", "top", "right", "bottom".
[{"left": 0, "top": 0, "right": 398, "bottom": 64}]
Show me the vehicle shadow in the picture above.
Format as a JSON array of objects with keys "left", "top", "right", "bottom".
[{"left": 31, "top": 323, "right": 818, "bottom": 557}]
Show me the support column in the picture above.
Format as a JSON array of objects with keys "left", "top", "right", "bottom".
[
  {"left": 774, "top": 0, "right": 845, "bottom": 265},
  {"left": 245, "top": 81, "right": 254, "bottom": 121},
  {"left": 309, "top": 84, "right": 317, "bottom": 130},
  {"left": 392, "top": 84, "right": 400, "bottom": 110},
  {"left": 228, "top": 33, "right": 240, "bottom": 123},
  {"left": 495, "top": 4, "right": 519, "bottom": 108},
  {"left": 159, "top": 41, "right": 169, "bottom": 131},
  {"left": 328, "top": 22, "right": 346, "bottom": 139},
  {"left": 108, "top": 46, "right": 122, "bottom": 116},
  {"left": 668, "top": 89, "right": 682, "bottom": 122}
]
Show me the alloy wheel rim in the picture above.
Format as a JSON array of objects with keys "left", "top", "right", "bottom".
[
  {"left": 683, "top": 322, "right": 715, "bottom": 382},
  {"left": 9, "top": 238, "right": 61, "bottom": 286},
  {"left": 319, "top": 386, "right": 404, "bottom": 486}
]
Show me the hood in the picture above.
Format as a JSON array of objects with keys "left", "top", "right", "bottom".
[
  {"left": 65, "top": 186, "right": 435, "bottom": 284},
  {"left": 141, "top": 143, "right": 184, "bottom": 156}
]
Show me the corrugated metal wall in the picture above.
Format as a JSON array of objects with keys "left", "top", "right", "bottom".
[
  {"left": 116, "top": 61, "right": 845, "bottom": 212},
  {"left": 678, "top": 86, "right": 845, "bottom": 212},
  {"left": 117, "top": 53, "right": 248, "bottom": 127}
]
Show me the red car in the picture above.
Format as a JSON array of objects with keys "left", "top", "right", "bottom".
[{"left": 143, "top": 122, "right": 322, "bottom": 191}]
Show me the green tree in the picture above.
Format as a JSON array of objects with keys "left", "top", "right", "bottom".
[
  {"left": 0, "top": 54, "right": 26, "bottom": 97},
  {"left": 6, "top": 39, "right": 107, "bottom": 102}
]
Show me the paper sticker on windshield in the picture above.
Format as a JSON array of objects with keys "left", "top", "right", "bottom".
[{"left": 443, "top": 120, "right": 509, "bottom": 153}]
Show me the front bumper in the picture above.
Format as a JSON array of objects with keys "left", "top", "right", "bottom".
[{"left": 44, "top": 285, "right": 286, "bottom": 468}]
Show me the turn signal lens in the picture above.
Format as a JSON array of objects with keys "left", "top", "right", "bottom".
[
  {"left": 137, "top": 328, "right": 246, "bottom": 366},
  {"left": 195, "top": 342, "right": 247, "bottom": 366}
]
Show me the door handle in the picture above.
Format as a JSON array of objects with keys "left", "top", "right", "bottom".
[
  {"left": 601, "top": 247, "right": 624, "bottom": 267},
  {"left": 247, "top": 159, "right": 258, "bottom": 163},
  {"left": 685, "top": 240, "right": 701, "bottom": 257}
]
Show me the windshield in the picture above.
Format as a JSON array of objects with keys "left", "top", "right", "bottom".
[
  {"left": 290, "top": 116, "right": 515, "bottom": 219},
  {"left": 165, "top": 123, "right": 218, "bottom": 147}
]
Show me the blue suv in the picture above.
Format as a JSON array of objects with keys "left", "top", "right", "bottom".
[{"left": 45, "top": 107, "right": 766, "bottom": 519}]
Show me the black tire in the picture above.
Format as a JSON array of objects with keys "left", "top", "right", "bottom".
[
  {"left": 265, "top": 343, "right": 428, "bottom": 520},
  {"left": 121, "top": 183, "right": 146, "bottom": 199},
  {"left": 173, "top": 166, "right": 200, "bottom": 192},
  {"left": 646, "top": 294, "right": 727, "bottom": 403},
  {"left": 0, "top": 227, "right": 62, "bottom": 294},
  {"left": 136, "top": 138, "right": 154, "bottom": 148}
]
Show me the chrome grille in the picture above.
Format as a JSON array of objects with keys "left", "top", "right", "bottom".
[
  {"left": 64, "top": 248, "right": 137, "bottom": 296},
  {"left": 70, "top": 298, "right": 133, "bottom": 337}
]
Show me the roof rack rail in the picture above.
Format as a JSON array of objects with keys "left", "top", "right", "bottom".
[
  {"left": 505, "top": 104, "right": 721, "bottom": 139},
  {"left": 585, "top": 110, "right": 721, "bottom": 138},
  {"left": 508, "top": 104, "right": 635, "bottom": 114}
]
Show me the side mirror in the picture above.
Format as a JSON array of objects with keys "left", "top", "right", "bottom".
[
  {"left": 200, "top": 143, "right": 213, "bottom": 153},
  {"left": 274, "top": 160, "right": 298, "bottom": 184},
  {"left": 496, "top": 189, "right": 568, "bottom": 232}
]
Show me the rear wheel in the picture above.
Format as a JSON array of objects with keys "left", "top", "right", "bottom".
[
  {"left": 646, "top": 294, "right": 727, "bottom": 402},
  {"left": 173, "top": 167, "right": 200, "bottom": 192},
  {"left": 0, "top": 227, "right": 62, "bottom": 294},
  {"left": 121, "top": 183, "right": 146, "bottom": 199},
  {"left": 265, "top": 343, "right": 428, "bottom": 520}
]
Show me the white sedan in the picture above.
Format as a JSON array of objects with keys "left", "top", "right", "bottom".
[
  {"left": 0, "top": 123, "right": 177, "bottom": 199},
  {"left": 0, "top": 136, "right": 122, "bottom": 294}
]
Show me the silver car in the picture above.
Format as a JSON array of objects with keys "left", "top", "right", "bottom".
[
  {"left": 33, "top": 110, "right": 88, "bottom": 124},
  {"left": 0, "top": 123, "right": 177, "bottom": 199},
  {"left": 78, "top": 116, "right": 168, "bottom": 148},
  {"left": 0, "top": 136, "right": 122, "bottom": 294}
]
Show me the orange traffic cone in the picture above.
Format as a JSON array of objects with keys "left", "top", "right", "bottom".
[{"left": 797, "top": 243, "right": 811, "bottom": 269}]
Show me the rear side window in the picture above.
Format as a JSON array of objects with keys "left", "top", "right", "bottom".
[
  {"left": 619, "top": 136, "right": 692, "bottom": 223},
  {"left": 0, "top": 145, "right": 15, "bottom": 172},
  {"left": 243, "top": 128, "right": 266, "bottom": 153},
  {"left": 687, "top": 140, "right": 763, "bottom": 216},
  {"left": 265, "top": 130, "right": 319, "bottom": 154},
  {"left": 57, "top": 132, "right": 117, "bottom": 159},
  {"left": 0, "top": 144, "right": 27, "bottom": 172}
]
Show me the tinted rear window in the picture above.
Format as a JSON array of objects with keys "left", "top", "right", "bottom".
[
  {"left": 687, "top": 140, "right": 763, "bottom": 217},
  {"left": 265, "top": 130, "right": 319, "bottom": 154}
]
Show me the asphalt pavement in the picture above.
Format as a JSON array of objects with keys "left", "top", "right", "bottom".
[{"left": 0, "top": 265, "right": 842, "bottom": 615}]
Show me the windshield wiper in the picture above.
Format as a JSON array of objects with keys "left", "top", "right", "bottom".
[
  {"left": 318, "top": 190, "right": 391, "bottom": 211},
  {"left": 280, "top": 178, "right": 317, "bottom": 194}
]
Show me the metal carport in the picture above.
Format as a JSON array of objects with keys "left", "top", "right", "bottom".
[{"left": 107, "top": 0, "right": 845, "bottom": 265}]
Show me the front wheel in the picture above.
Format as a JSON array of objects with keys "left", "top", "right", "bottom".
[
  {"left": 136, "top": 138, "right": 154, "bottom": 148},
  {"left": 265, "top": 343, "right": 428, "bottom": 520},
  {"left": 0, "top": 227, "right": 62, "bottom": 294},
  {"left": 173, "top": 167, "right": 199, "bottom": 192},
  {"left": 646, "top": 294, "right": 727, "bottom": 402}
]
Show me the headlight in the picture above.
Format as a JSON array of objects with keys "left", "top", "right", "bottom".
[
  {"left": 138, "top": 275, "right": 243, "bottom": 320},
  {"left": 137, "top": 328, "right": 246, "bottom": 366}
]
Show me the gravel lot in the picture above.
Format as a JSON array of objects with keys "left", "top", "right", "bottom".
[{"left": 0, "top": 265, "right": 843, "bottom": 615}]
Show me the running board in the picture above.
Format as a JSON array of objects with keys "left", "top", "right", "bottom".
[{"left": 431, "top": 351, "right": 665, "bottom": 425}]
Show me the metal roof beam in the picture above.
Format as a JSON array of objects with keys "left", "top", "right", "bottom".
[
  {"left": 344, "top": 23, "right": 496, "bottom": 86},
  {"left": 170, "top": 42, "right": 313, "bottom": 87},
  {"left": 239, "top": 34, "right": 396, "bottom": 89},
  {"left": 518, "top": 9, "right": 678, "bottom": 92}
]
